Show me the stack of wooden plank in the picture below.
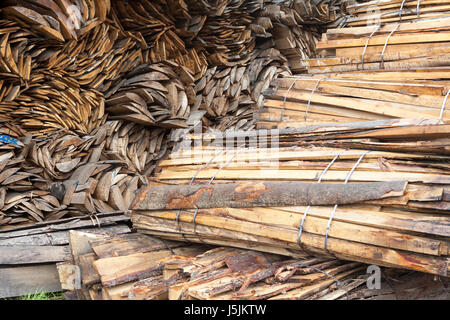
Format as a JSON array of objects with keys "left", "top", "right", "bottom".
[
  {"left": 57, "top": 231, "right": 376, "bottom": 300},
  {"left": 159, "top": 248, "right": 449, "bottom": 300},
  {"left": 0, "top": 212, "right": 131, "bottom": 298},
  {"left": 180, "top": 118, "right": 450, "bottom": 156},
  {"left": 57, "top": 231, "right": 209, "bottom": 300},
  {"left": 345, "top": 0, "right": 450, "bottom": 27},
  {"left": 164, "top": 248, "right": 365, "bottom": 300},
  {"left": 57, "top": 231, "right": 450, "bottom": 300},
  {"left": 0, "top": 0, "right": 350, "bottom": 234},
  {"left": 257, "top": 0, "right": 345, "bottom": 73},
  {"left": 307, "top": 16, "right": 450, "bottom": 74},
  {"left": 256, "top": 13, "right": 450, "bottom": 128},
  {"left": 130, "top": 121, "right": 450, "bottom": 277},
  {"left": 257, "top": 76, "right": 450, "bottom": 128}
]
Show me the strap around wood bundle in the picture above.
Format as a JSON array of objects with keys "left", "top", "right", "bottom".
[
  {"left": 88, "top": 213, "right": 101, "bottom": 228},
  {"left": 381, "top": 23, "right": 400, "bottom": 69},
  {"left": 280, "top": 80, "right": 299, "bottom": 122},
  {"left": 361, "top": 24, "right": 381, "bottom": 70},
  {"left": 417, "top": 0, "right": 422, "bottom": 18},
  {"left": 305, "top": 78, "right": 325, "bottom": 121},
  {"left": 398, "top": 0, "right": 408, "bottom": 22},
  {"left": 191, "top": 146, "right": 246, "bottom": 244},
  {"left": 297, "top": 150, "right": 345, "bottom": 246},
  {"left": 323, "top": 151, "right": 370, "bottom": 251},
  {"left": 176, "top": 149, "right": 227, "bottom": 242},
  {"left": 440, "top": 90, "right": 450, "bottom": 122},
  {"left": 176, "top": 148, "right": 227, "bottom": 229}
]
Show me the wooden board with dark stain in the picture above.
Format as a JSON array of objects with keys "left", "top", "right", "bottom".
[{"left": 131, "top": 181, "right": 407, "bottom": 210}]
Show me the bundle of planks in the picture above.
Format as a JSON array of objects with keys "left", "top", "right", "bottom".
[
  {"left": 0, "top": 212, "right": 131, "bottom": 299},
  {"left": 57, "top": 231, "right": 373, "bottom": 300},
  {"left": 257, "top": 13, "right": 450, "bottom": 128},
  {"left": 130, "top": 121, "right": 450, "bottom": 277},
  {"left": 258, "top": 0, "right": 348, "bottom": 73},
  {"left": 257, "top": 76, "right": 450, "bottom": 128},
  {"left": 345, "top": 0, "right": 450, "bottom": 27},
  {"left": 0, "top": 119, "right": 170, "bottom": 230},
  {"left": 308, "top": 16, "right": 450, "bottom": 74}
]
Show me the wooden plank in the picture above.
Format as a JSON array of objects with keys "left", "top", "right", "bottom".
[
  {"left": 316, "top": 31, "right": 450, "bottom": 50},
  {"left": 90, "top": 233, "right": 185, "bottom": 259},
  {"left": 94, "top": 245, "right": 207, "bottom": 287},
  {"left": 0, "top": 264, "right": 61, "bottom": 298},
  {"left": 0, "top": 225, "right": 131, "bottom": 246},
  {"left": 79, "top": 253, "right": 101, "bottom": 286},
  {"left": 132, "top": 212, "right": 449, "bottom": 276},
  {"left": 131, "top": 181, "right": 407, "bottom": 210},
  {"left": 0, "top": 245, "right": 70, "bottom": 264}
]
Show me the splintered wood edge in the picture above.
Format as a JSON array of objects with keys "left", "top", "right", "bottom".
[{"left": 130, "top": 185, "right": 150, "bottom": 210}]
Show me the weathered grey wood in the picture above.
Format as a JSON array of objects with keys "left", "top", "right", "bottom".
[
  {"left": 0, "top": 264, "right": 62, "bottom": 298},
  {"left": 131, "top": 181, "right": 407, "bottom": 210},
  {"left": 0, "top": 214, "right": 129, "bottom": 239},
  {"left": 0, "top": 225, "right": 131, "bottom": 246},
  {"left": 0, "top": 245, "right": 70, "bottom": 264}
]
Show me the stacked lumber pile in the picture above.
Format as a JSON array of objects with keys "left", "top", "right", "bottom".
[
  {"left": 308, "top": 17, "right": 450, "bottom": 74},
  {"left": 0, "top": 212, "right": 130, "bottom": 298},
  {"left": 0, "top": 0, "right": 346, "bottom": 228},
  {"left": 57, "top": 231, "right": 210, "bottom": 300},
  {"left": 57, "top": 231, "right": 375, "bottom": 300},
  {"left": 130, "top": 120, "right": 450, "bottom": 277},
  {"left": 257, "top": 76, "right": 450, "bottom": 128},
  {"left": 57, "top": 231, "right": 449, "bottom": 300},
  {"left": 345, "top": 0, "right": 450, "bottom": 26},
  {"left": 161, "top": 248, "right": 449, "bottom": 300},
  {"left": 257, "top": 12, "right": 450, "bottom": 128}
]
